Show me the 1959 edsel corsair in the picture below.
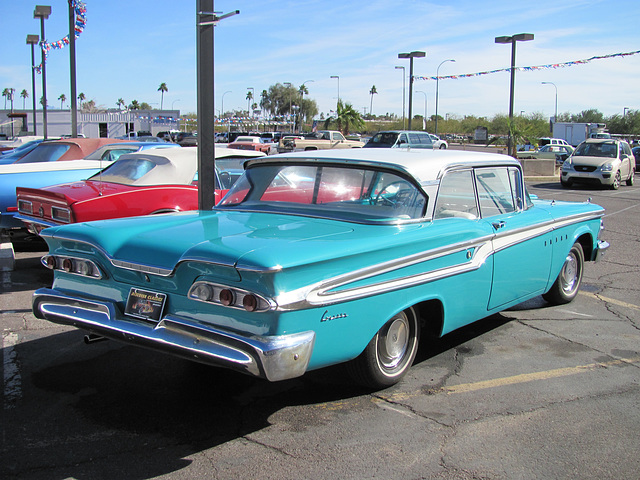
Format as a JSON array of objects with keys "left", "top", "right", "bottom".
[{"left": 32, "top": 149, "right": 609, "bottom": 388}]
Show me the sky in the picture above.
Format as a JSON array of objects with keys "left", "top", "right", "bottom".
[{"left": 1, "top": 0, "right": 639, "bottom": 122}]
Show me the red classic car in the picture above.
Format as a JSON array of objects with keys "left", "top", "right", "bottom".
[
  {"left": 16, "top": 147, "right": 265, "bottom": 233},
  {"left": 227, "top": 135, "right": 275, "bottom": 155}
]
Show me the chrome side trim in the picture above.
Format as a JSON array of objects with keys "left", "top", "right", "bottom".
[{"left": 32, "top": 288, "right": 315, "bottom": 382}]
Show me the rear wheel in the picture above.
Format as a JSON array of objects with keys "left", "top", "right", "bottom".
[
  {"left": 543, "top": 242, "right": 584, "bottom": 305},
  {"left": 346, "top": 308, "right": 420, "bottom": 389},
  {"left": 439, "top": 144, "right": 447, "bottom": 149},
  {"left": 626, "top": 169, "right": 635, "bottom": 186}
]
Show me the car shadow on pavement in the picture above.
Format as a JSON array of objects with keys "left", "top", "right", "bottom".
[{"left": 4, "top": 311, "right": 518, "bottom": 479}]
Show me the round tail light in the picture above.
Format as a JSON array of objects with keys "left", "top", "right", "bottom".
[
  {"left": 243, "top": 294, "right": 258, "bottom": 312},
  {"left": 219, "top": 289, "right": 234, "bottom": 306}
]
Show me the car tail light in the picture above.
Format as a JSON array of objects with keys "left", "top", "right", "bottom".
[
  {"left": 51, "top": 206, "right": 71, "bottom": 223},
  {"left": 18, "top": 199, "right": 33, "bottom": 214},
  {"left": 188, "top": 281, "right": 273, "bottom": 312},
  {"left": 42, "top": 255, "right": 103, "bottom": 279}
]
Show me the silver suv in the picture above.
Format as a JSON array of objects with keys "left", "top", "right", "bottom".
[{"left": 561, "top": 138, "right": 635, "bottom": 189}]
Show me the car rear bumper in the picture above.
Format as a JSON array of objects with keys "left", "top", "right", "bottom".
[{"left": 33, "top": 288, "right": 315, "bottom": 381}]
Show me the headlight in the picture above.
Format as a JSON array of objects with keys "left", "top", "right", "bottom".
[
  {"left": 600, "top": 162, "right": 614, "bottom": 172},
  {"left": 562, "top": 160, "right": 572, "bottom": 171}
]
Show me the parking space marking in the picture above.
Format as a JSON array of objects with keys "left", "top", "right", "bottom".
[
  {"left": 444, "top": 357, "right": 640, "bottom": 394},
  {"left": 2, "top": 331, "right": 22, "bottom": 409},
  {"left": 579, "top": 291, "right": 639, "bottom": 310}
]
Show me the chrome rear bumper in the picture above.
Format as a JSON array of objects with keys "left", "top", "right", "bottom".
[{"left": 33, "top": 288, "right": 315, "bottom": 382}]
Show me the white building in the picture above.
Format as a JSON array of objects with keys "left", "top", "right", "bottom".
[{"left": 0, "top": 109, "right": 180, "bottom": 139}]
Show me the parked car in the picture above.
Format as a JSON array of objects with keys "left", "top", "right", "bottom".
[
  {"left": 16, "top": 147, "right": 264, "bottom": 233},
  {"left": 228, "top": 135, "right": 276, "bottom": 155},
  {"left": 561, "top": 138, "right": 635, "bottom": 189},
  {"left": 428, "top": 134, "right": 448, "bottom": 149},
  {"left": 517, "top": 144, "right": 575, "bottom": 164},
  {"left": 632, "top": 146, "right": 640, "bottom": 164},
  {"left": 0, "top": 139, "right": 47, "bottom": 165},
  {"left": 539, "top": 137, "right": 571, "bottom": 147},
  {"left": 0, "top": 140, "right": 178, "bottom": 230},
  {"left": 32, "top": 149, "right": 608, "bottom": 389},
  {"left": 176, "top": 132, "right": 197, "bottom": 147},
  {"left": 363, "top": 131, "right": 434, "bottom": 149}
]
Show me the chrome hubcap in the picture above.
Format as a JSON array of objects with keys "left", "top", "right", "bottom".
[
  {"left": 560, "top": 252, "right": 579, "bottom": 294},
  {"left": 378, "top": 315, "right": 409, "bottom": 369}
]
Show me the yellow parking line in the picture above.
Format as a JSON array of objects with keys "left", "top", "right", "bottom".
[
  {"left": 579, "top": 291, "right": 639, "bottom": 310},
  {"left": 444, "top": 357, "right": 640, "bottom": 394}
]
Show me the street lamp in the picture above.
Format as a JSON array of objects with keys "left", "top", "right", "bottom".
[
  {"left": 495, "top": 33, "right": 534, "bottom": 157},
  {"left": 398, "top": 51, "right": 426, "bottom": 130},
  {"left": 623, "top": 107, "right": 630, "bottom": 117},
  {"left": 221, "top": 90, "right": 231, "bottom": 134},
  {"left": 541, "top": 82, "right": 557, "bottom": 124},
  {"left": 395, "top": 66, "right": 405, "bottom": 129},
  {"left": 329, "top": 75, "right": 340, "bottom": 111},
  {"left": 34, "top": 5, "right": 52, "bottom": 139},
  {"left": 435, "top": 59, "right": 455, "bottom": 135},
  {"left": 26, "top": 34, "right": 39, "bottom": 135},
  {"left": 416, "top": 90, "right": 427, "bottom": 129}
]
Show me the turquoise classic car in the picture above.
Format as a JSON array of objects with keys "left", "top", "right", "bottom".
[{"left": 33, "top": 149, "right": 609, "bottom": 388}]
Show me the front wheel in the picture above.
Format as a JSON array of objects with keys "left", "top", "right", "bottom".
[
  {"left": 611, "top": 170, "right": 621, "bottom": 190},
  {"left": 543, "top": 242, "right": 584, "bottom": 305},
  {"left": 346, "top": 308, "right": 420, "bottom": 389},
  {"left": 439, "top": 144, "right": 447, "bottom": 149}
]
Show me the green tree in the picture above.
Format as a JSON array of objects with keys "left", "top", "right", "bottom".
[
  {"left": 58, "top": 93, "right": 66, "bottom": 109},
  {"left": 129, "top": 99, "right": 140, "bottom": 110},
  {"left": 20, "top": 89, "right": 28, "bottom": 109},
  {"left": 369, "top": 85, "right": 377, "bottom": 118},
  {"left": 572, "top": 109, "right": 604, "bottom": 123},
  {"left": 158, "top": 82, "right": 168, "bottom": 109},
  {"left": 116, "top": 98, "right": 125, "bottom": 110},
  {"left": 324, "top": 100, "right": 365, "bottom": 136},
  {"left": 246, "top": 89, "right": 253, "bottom": 116}
]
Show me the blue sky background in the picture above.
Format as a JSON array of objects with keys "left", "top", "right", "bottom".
[{"left": 1, "top": 0, "right": 639, "bottom": 121}]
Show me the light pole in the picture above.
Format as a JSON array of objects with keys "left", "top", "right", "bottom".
[
  {"left": 26, "top": 34, "right": 39, "bottom": 135},
  {"left": 416, "top": 90, "right": 427, "bottom": 129},
  {"left": 541, "top": 81, "right": 557, "bottom": 124},
  {"left": 330, "top": 75, "right": 340, "bottom": 109},
  {"left": 495, "top": 33, "right": 534, "bottom": 157},
  {"left": 34, "top": 5, "right": 51, "bottom": 139},
  {"left": 283, "top": 82, "right": 293, "bottom": 132},
  {"left": 435, "top": 59, "right": 455, "bottom": 135},
  {"left": 395, "top": 66, "right": 405, "bottom": 129},
  {"left": 623, "top": 107, "right": 630, "bottom": 117},
  {"left": 221, "top": 90, "right": 231, "bottom": 134},
  {"left": 67, "top": 0, "right": 78, "bottom": 137},
  {"left": 398, "top": 51, "right": 426, "bottom": 130}
]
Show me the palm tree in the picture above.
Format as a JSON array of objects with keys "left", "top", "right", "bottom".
[
  {"left": 324, "top": 100, "right": 365, "bottom": 136},
  {"left": 246, "top": 90, "right": 253, "bottom": 116},
  {"left": 158, "top": 83, "right": 168, "bottom": 109},
  {"left": 369, "top": 85, "right": 378, "bottom": 118},
  {"left": 20, "top": 89, "right": 28, "bottom": 109},
  {"left": 129, "top": 99, "right": 140, "bottom": 110},
  {"left": 78, "top": 92, "right": 86, "bottom": 111},
  {"left": 116, "top": 98, "right": 125, "bottom": 110},
  {"left": 2, "top": 88, "right": 10, "bottom": 109},
  {"left": 58, "top": 93, "right": 66, "bottom": 109}
]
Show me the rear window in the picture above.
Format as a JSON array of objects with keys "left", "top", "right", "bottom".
[{"left": 14, "top": 143, "right": 70, "bottom": 163}]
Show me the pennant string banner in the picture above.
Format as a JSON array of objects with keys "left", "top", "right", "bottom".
[
  {"left": 415, "top": 49, "right": 640, "bottom": 81},
  {"left": 35, "top": 0, "right": 87, "bottom": 73}
]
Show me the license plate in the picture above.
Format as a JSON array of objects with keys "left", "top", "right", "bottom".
[{"left": 125, "top": 288, "right": 167, "bottom": 322}]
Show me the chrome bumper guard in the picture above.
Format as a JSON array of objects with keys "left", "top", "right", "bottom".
[
  {"left": 594, "top": 240, "right": 609, "bottom": 262},
  {"left": 33, "top": 288, "right": 315, "bottom": 382}
]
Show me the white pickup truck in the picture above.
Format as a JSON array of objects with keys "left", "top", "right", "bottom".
[{"left": 278, "top": 130, "right": 364, "bottom": 152}]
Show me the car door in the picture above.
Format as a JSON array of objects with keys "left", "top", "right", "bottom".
[
  {"left": 475, "top": 166, "right": 553, "bottom": 310},
  {"left": 619, "top": 142, "right": 633, "bottom": 179}
]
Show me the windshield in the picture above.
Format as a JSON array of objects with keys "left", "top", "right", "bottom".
[
  {"left": 574, "top": 142, "right": 617, "bottom": 158},
  {"left": 90, "top": 157, "right": 158, "bottom": 184},
  {"left": 84, "top": 145, "right": 139, "bottom": 162},
  {"left": 218, "top": 163, "right": 428, "bottom": 223},
  {"left": 365, "top": 132, "right": 399, "bottom": 147},
  {"left": 14, "top": 143, "right": 70, "bottom": 163}
]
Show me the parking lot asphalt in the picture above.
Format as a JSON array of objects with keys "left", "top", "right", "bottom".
[{"left": 1, "top": 176, "right": 639, "bottom": 479}]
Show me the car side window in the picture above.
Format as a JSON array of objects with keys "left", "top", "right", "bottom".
[
  {"left": 475, "top": 167, "right": 516, "bottom": 217},
  {"left": 409, "top": 133, "right": 421, "bottom": 145},
  {"left": 418, "top": 133, "right": 432, "bottom": 145},
  {"left": 398, "top": 134, "right": 408, "bottom": 145},
  {"left": 434, "top": 170, "right": 478, "bottom": 220}
]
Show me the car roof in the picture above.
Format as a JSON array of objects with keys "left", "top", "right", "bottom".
[
  {"left": 583, "top": 138, "right": 623, "bottom": 144},
  {"left": 245, "top": 148, "right": 518, "bottom": 186}
]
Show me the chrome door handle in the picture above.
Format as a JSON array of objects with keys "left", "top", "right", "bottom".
[{"left": 492, "top": 221, "right": 506, "bottom": 230}]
